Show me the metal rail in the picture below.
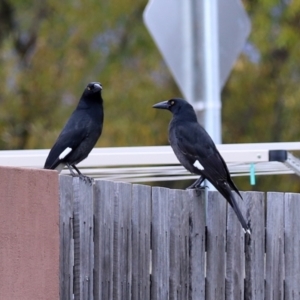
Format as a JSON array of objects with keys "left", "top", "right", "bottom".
[{"left": 0, "top": 142, "right": 299, "bottom": 182}]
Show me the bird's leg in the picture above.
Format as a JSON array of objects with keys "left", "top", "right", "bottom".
[
  {"left": 186, "top": 176, "right": 206, "bottom": 190},
  {"left": 72, "top": 164, "right": 94, "bottom": 185},
  {"left": 66, "top": 163, "right": 78, "bottom": 177},
  {"left": 66, "top": 163, "right": 94, "bottom": 185},
  {"left": 71, "top": 164, "right": 82, "bottom": 176}
]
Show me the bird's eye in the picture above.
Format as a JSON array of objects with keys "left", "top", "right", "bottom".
[
  {"left": 87, "top": 87, "right": 91, "bottom": 90},
  {"left": 170, "top": 100, "right": 175, "bottom": 106}
]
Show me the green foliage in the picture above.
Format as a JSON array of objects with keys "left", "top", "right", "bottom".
[
  {"left": 223, "top": 0, "right": 300, "bottom": 192},
  {"left": 0, "top": 0, "right": 178, "bottom": 150}
]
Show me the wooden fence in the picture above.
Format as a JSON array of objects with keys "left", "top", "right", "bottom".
[{"left": 59, "top": 176, "right": 300, "bottom": 300}]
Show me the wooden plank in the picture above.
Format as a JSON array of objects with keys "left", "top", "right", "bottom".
[
  {"left": 112, "top": 181, "right": 132, "bottom": 300},
  {"left": 59, "top": 175, "right": 74, "bottom": 300},
  {"left": 265, "top": 192, "right": 284, "bottom": 300},
  {"left": 73, "top": 178, "right": 94, "bottom": 300},
  {"left": 151, "top": 186, "right": 170, "bottom": 300},
  {"left": 168, "top": 188, "right": 182, "bottom": 300},
  {"left": 284, "top": 193, "right": 300, "bottom": 300},
  {"left": 168, "top": 189, "right": 190, "bottom": 299},
  {"left": 187, "top": 189, "right": 206, "bottom": 300},
  {"left": 225, "top": 192, "right": 245, "bottom": 300},
  {"left": 178, "top": 190, "right": 190, "bottom": 300},
  {"left": 93, "top": 180, "right": 115, "bottom": 300},
  {"left": 131, "top": 184, "right": 151, "bottom": 300},
  {"left": 206, "top": 191, "right": 227, "bottom": 300},
  {"left": 244, "top": 191, "right": 265, "bottom": 300}
]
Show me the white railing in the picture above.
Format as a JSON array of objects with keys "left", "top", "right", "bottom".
[{"left": 0, "top": 142, "right": 300, "bottom": 182}]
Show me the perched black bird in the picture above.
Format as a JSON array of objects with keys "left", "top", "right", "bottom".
[
  {"left": 153, "top": 98, "right": 250, "bottom": 234},
  {"left": 44, "top": 82, "right": 104, "bottom": 183}
]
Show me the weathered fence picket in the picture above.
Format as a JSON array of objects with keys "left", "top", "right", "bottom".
[
  {"left": 206, "top": 191, "right": 226, "bottom": 300},
  {"left": 226, "top": 195, "right": 245, "bottom": 300},
  {"left": 93, "top": 180, "right": 115, "bottom": 300},
  {"left": 168, "top": 189, "right": 189, "bottom": 300},
  {"left": 59, "top": 176, "right": 300, "bottom": 300},
  {"left": 187, "top": 189, "right": 205, "bottom": 300},
  {"left": 112, "top": 181, "right": 132, "bottom": 300},
  {"left": 131, "top": 184, "right": 151, "bottom": 300},
  {"left": 284, "top": 193, "right": 300, "bottom": 299},
  {"left": 266, "top": 192, "right": 284, "bottom": 300},
  {"left": 59, "top": 175, "right": 74, "bottom": 300},
  {"left": 244, "top": 192, "right": 265, "bottom": 300},
  {"left": 73, "top": 178, "right": 94, "bottom": 300},
  {"left": 151, "top": 187, "right": 170, "bottom": 300}
]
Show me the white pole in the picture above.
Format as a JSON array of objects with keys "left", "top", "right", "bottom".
[
  {"left": 182, "top": 0, "right": 221, "bottom": 191},
  {"left": 182, "top": 0, "right": 194, "bottom": 105},
  {"left": 198, "top": 0, "right": 222, "bottom": 191},
  {"left": 202, "top": 0, "right": 222, "bottom": 144}
]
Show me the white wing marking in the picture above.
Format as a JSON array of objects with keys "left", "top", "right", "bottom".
[
  {"left": 59, "top": 147, "right": 72, "bottom": 160},
  {"left": 193, "top": 160, "right": 204, "bottom": 171}
]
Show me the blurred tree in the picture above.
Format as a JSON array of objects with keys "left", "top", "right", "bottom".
[
  {"left": 0, "top": 0, "right": 178, "bottom": 150},
  {"left": 222, "top": 0, "right": 300, "bottom": 192}
]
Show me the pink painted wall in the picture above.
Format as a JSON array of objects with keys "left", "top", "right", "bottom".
[{"left": 0, "top": 166, "right": 59, "bottom": 300}]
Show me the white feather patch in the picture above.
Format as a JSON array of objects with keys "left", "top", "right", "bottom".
[
  {"left": 59, "top": 147, "right": 72, "bottom": 160},
  {"left": 193, "top": 160, "right": 204, "bottom": 171},
  {"left": 243, "top": 228, "right": 251, "bottom": 235}
]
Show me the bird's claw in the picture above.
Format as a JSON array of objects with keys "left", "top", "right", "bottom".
[
  {"left": 69, "top": 173, "right": 94, "bottom": 185},
  {"left": 195, "top": 187, "right": 206, "bottom": 197},
  {"left": 79, "top": 175, "right": 94, "bottom": 185}
]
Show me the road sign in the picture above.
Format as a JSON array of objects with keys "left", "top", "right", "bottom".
[{"left": 143, "top": 0, "right": 251, "bottom": 99}]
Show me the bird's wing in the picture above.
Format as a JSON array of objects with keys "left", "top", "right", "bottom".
[
  {"left": 175, "top": 123, "right": 242, "bottom": 198},
  {"left": 175, "top": 123, "right": 229, "bottom": 180},
  {"left": 175, "top": 124, "right": 248, "bottom": 231},
  {"left": 44, "top": 127, "right": 87, "bottom": 169}
]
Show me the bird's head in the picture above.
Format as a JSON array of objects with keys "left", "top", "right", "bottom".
[
  {"left": 85, "top": 82, "right": 102, "bottom": 94},
  {"left": 153, "top": 98, "right": 195, "bottom": 117},
  {"left": 77, "top": 82, "right": 103, "bottom": 109}
]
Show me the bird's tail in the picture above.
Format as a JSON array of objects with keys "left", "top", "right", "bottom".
[{"left": 218, "top": 184, "right": 251, "bottom": 234}]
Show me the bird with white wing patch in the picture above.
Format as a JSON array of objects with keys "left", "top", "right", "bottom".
[
  {"left": 44, "top": 82, "right": 104, "bottom": 184},
  {"left": 153, "top": 98, "right": 251, "bottom": 234}
]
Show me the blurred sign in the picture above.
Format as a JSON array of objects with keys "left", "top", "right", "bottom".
[{"left": 143, "top": 0, "right": 251, "bottom": 98}]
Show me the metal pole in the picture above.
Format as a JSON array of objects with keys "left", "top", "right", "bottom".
[
  {"left": 182, "top": 0, "right": 194, "bottom": 105},
  {"left": 202, "top": 0, "right": 222, "bottom": 144},
  {"left": 191, "top": 0, "right": 221, "bottom": 191}
]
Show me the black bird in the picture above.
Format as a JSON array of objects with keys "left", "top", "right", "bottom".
[
  {"left": 153, "top": 98, "right": 250, "bottom": 234},
  {"left": 44, "top": 82, "right": 104, "bottom": 183}
]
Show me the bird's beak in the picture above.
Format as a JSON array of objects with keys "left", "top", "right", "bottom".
[
  {"left": 152, "top": 100, "right": 169, "bottom": 110},
  {"left": 94, "top": 83, "right": 102, "bottom": 90}
]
